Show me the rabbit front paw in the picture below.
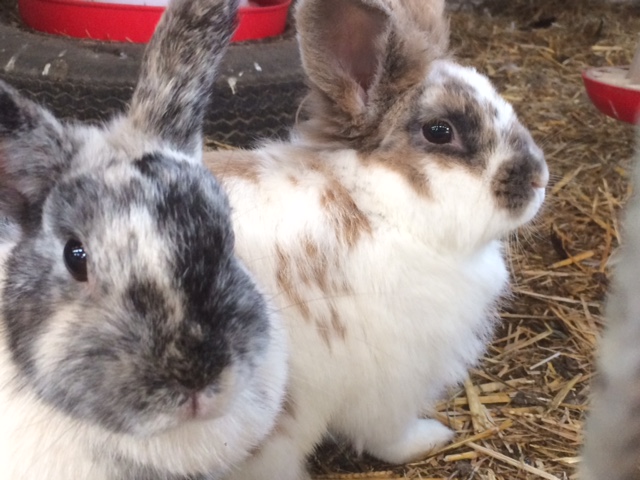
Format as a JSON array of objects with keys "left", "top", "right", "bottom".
[{"left": 367, "top": 418, "right": 454, "bottom": 465}]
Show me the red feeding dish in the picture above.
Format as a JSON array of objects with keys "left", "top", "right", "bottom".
[
  {"left": 18, "top": 0, "right": 292, "bottom": 43},
  {"left": 582, "top": 66, "right": 640, "bottom": 124}
]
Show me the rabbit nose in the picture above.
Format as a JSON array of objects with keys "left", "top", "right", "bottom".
[
  {"left": 171, "top": 358, "right": 225, "bottom": 391},
  {"left": 162, "top": 333, "right": 230, "bottom": 389},
  {"left": 166, "top": 351, "right": 226, "bottom": 392},
  {"left": 531, "top": 175, "right": 545, "bottom": 189},
  {"left": 531, "top": 161, "right": 549, "bottom": 189},
  {"left": 175, "top": 373, "right": 210, "bottom": 391},
  {"left": 185, "top": 390, "right": 219, "bottom": 419},
  {"left": 179, "top": 375, "right": 236, "bottom": 420}
]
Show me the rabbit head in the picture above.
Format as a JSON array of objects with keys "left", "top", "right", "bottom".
[
  {"left": 295, "top": 0, "right": 548, "bottom": 252},
  {"left": 0, "top": 0, "right": 285, "bottom": 444}
]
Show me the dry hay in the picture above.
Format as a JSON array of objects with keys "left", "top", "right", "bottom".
[
  {"left": 300, "top": 1, "right": 640, "bottom": 479},
  {"left": 15, "top": 0, "right": 630, "bottom": 477},
  {"left": 2, "top": 0, "right": 638, "bottom": 477}
]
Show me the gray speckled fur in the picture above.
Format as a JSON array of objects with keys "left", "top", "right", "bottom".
[
  {"left": 129, "top": 0, "right": 238, "bottom": 155},
  {"left": 0, "top": 0, "right": 285, "bottom": 478},
  {"left": 3, "top": 158, "right": 267, "bottom": 433},
  {"left": 580, "top": 130, "right": 640, "bottom": 480}
]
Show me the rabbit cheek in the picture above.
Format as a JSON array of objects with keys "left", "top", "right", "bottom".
[
  {"left": 366, "top": 147, "right": 432, "bottom": 198},
  {"left": 2, "top": 247, "right": 56, "bottom": 375},
  {"left": 27, "top": 301, "right": 241, "bottom": 437}
]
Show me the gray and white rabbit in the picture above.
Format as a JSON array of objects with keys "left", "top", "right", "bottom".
[
  {"left": 0, "top": 0, "right": 287, "bottom": 478},
  {"left": 580, "top": 129, "right": 640, "bottom": 480},
  {"left": 203, "top": 0, "right": 548, "bottom": 478}
]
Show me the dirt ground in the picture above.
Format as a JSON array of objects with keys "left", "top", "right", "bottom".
[{"left": 307, "top": 1, "right": 640, "bottom": 479}]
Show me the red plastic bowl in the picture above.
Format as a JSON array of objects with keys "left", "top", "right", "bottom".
[
  {"left": 582, "top": 66, "right": 640, "bottom": 124},
  {"left": 18, "top": 0, "right": 291, "bottom": 43}
]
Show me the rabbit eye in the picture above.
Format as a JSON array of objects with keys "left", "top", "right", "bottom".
[
  {"left": 422, "top": 120, "right": 453, "bottom": 145},
  {"left": 64, "top": 239, "right": 88, "bottom": 282}
]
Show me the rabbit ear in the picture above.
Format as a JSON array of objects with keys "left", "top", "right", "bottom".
[
  {"left": 296, "top": 0, "right": 449, "bottom": 144},
  {"left": 0, "top": 81, "right": 74, "bottom": 208},
  {"left": 296, "top": 0, "right": 389, "bottom": 115},
  {"left": 127, "top": 0, "right": 239, "bottom": 157},
  {"left": 386, "top": 0, "right": 448, "bottom": 40}
]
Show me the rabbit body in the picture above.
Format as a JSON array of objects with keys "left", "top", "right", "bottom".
[
  {"left": 0, "top": 0, "right": 287, "bottom": 478},
  {"left": 206, "top": 74, "right": 548, "bottom": 480},
  {"left": 205, "top": 0, "right": 548, "bottom": 478},
  {"left": 207, "top": 145, "right": 512, "bottom": 479}
]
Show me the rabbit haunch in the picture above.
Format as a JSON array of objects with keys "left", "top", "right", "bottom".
[
  {"left": 0, "top": 0, "right": 287, "bottom": 479},
  {"left": 204, "top": 0, "right": 547, "bottom": 478}
]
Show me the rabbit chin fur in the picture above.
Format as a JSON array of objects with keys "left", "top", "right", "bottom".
[{"left": 205, "top": 64, "right": 547, "bottom": 480}]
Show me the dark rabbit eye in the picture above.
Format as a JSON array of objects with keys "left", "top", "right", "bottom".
[
  {"left": 422, "top": 120, "right": 454, "bottom": 145},
  {"left": 64, "top": 239, "right": 88, "bottom": 282}
]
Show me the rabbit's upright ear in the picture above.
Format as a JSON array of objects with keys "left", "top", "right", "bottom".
[
  {"left": 0, "top": 81, "right": 74, "bottom": 208},
  {"left": 296, "top": 0, "right": 389, "bottom": 115},
  {"left": 127, "top": 0, "right": 239, "bottom": 158},
  {"left": 296, "top": 0, "right": 449, "bottom": 144}
]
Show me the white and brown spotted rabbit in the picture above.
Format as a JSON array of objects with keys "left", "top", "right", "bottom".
[
  {"left": 580, "top": 130, "right": 640, "bottom": 480},
  {"left": 0, "top": 0, "right": 287, "bottom": 478},
  {"left": 203, "top": 0, "right": 548, "bottom": 478}
]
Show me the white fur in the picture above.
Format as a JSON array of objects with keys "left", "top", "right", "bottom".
[{"left": 206, "top": 133, "right": 544, "bottom": 480}]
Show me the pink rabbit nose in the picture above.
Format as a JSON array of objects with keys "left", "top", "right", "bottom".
[
  {"left": 182, "top": 389, "right": 224, "bottom": 420},
  {"left": 178, "top": 371, "right": 238, "bottom": 421},
  {"left": 532, "top": 163, "right": 550, "bottom": 189},
  {"left": 532, "top": 177, "right": 545, "bottom": 189}
]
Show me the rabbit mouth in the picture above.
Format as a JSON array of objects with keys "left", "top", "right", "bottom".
[
  {"left": 102, "top": 385, "right": 241, "bottom": 437},
  {"left": 176, "top": 389, "right": 232, "bottom": 422},
  {"left": 174, "top": 365, "right": 245, "bottom": 423},
  {"left": 116, "top": 362, "right": 247, "bottom": 436},
  {"left": 520, "top": 186, "right": 547, "bottom": 225}
]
